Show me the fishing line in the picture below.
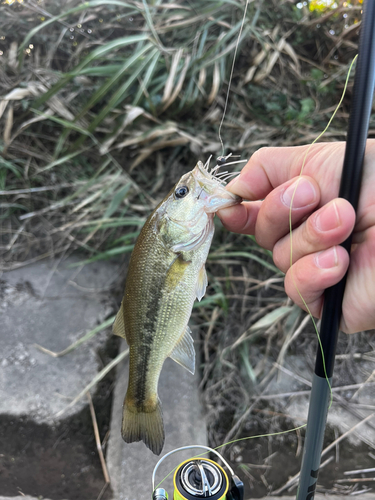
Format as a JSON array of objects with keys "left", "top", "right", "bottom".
[
  {"left": 152, "top": 53, "right": 360, "bottom": 499},
  {"left": 153, "top": 424, "right": 307, "bottom": 493},
  {"left": 150, "top": 8, "right": 358, "bottom": 499},
  {"left": 218, "top": 0, "right": 251, "bottom": 157},
  {"left": 288, "top": 54, "right": 358, "bottom": 409}
]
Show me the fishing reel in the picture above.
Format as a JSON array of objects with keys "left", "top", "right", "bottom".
[{"left": 152, "top": 445, "right": 244, "bottom": 500}]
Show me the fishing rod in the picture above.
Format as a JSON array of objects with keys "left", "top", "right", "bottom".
[
  {"left": 297, "top": 1, "right": 375, "bottom": 498},
  {"left": 149, "top": 3, "right": 374, "bottom": 499}
]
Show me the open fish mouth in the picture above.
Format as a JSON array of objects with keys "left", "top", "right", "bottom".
[{"left": 193, "top": 157, "right": 243, "bottom": 213}]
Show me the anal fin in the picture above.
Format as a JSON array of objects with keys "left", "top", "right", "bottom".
[
  {"left": 169, "top": 325, "right": 195, "bottom": 374},
  {"left": 113, "top": 303, "right": 127, "bottom": 340},
  {"left": 195, "top": 265, "right": 208, "bottom": 301}
]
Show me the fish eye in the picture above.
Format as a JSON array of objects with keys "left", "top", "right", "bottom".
[
  {"left": 175, "top": 186, "right": 189, "bottom": 199},
  {"left": 216, "top": 156, "right": 227, "bottom": 166}
]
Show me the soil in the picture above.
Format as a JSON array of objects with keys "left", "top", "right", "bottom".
[
  {"left": 229, "top": 424, "right": 375, "bottom": 497},
  {"left": 0, "top": 336, "right": 119, "bottom": 500},
  {"left": 0, "top": 412, "right": 112, "bottom": 500}
]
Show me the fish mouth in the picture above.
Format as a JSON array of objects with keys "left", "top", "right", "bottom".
[
  {"left": 200, "top": 190, "right": 242, "bottom": 214},
  {"left": 193, "top": 161, "right": 242, "bottom": 213}
]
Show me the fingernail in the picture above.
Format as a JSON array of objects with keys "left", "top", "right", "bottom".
[
  {"left": 282, "top": 178, "right": 316, "bottom": 208},
  {"left": 315, "top": 247, "right": 338, "bottom": 269},
  {"left": 316, "top": 201, "right": 340, "bottom": 232}
]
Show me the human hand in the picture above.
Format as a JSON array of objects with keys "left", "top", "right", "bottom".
[{"left": 218, "top": 141, "right": 375, "bottom": 333}]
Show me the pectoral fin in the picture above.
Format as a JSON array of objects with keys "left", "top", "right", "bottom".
[
  {"left": 171, "top": 218, "right": 214, "bottom": 253},
  {"left": 196, "top": 265, "right": 208, "bottom": 301},
  {"left": 169, "top": 325, "right": 195, "bottom": 374},
  {"left": 113, "top": 303, "right": 127, "bottom": 341}
]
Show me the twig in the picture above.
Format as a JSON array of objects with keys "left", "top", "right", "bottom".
[
  {"left": 272, "top": 455, "right": 334, "bottom": 494},
  {"left": 336, "top": 478, "right": 375, "bottom": 483},
  {"left": 344, "top": 467, "right": 375, "bottom": 475},
  {"left": 321, "top": 413, "right": 375, "bottom": 458},
  {"left": 35, "top": 316, "right": 115, "bottom": 357},
  {"left": 253, "top": 382, "right": 375, "bottom": 401},
  {"left": 271, "top": 413, "right": 375, "bottom": 495},
  {"left": 258, "top": 314, "right": 311, "bottom": 389},
  {"left": 87, "top": 393, "right": 110, "bottom": 485},
  {"left": 351, "top": 369, "right": 375, "bottom": 399}
]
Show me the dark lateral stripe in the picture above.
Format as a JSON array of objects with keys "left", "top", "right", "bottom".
[{"left": 133, "top": 257, "right": 166, "bottom": 407}]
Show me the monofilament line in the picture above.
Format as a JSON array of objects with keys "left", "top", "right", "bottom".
[
  {"left": 288, "top": 54, "right": 358, "bottom": 406},
  {"left": 218, "top": 0, "right": 250, "bottom": 156}
]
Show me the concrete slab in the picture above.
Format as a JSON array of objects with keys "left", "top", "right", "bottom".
[
  {"left": 0, "top": 258, "right": 120, "bottom": 422},
  {"left": 0, "top": 258, "right": 120, "bottom": 500},
  {"left": 107, "top": 341, "right": 207, "bottom": 500}
]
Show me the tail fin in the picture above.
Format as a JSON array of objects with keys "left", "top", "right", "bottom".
[{"left": 122, "top": 399, "right": 165, "bottom": 456}]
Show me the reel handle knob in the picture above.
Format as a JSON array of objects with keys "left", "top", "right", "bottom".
[{"left": 152, "top": 488, "right": 168, "bottom": 500}]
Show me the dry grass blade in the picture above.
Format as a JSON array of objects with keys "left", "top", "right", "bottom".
[
  {"left": 56, "top": 348, "right": 129, "bottom": 417},
  {"left": 35, "top": 316, "right": 116, "bottom": 357},
  {"left": 3, "top": 105, "right": 13, "bottom": 154},
  {"left": 162, "top": 54, "right": 191, "bottom": 111},
  {"left": 162, "top": 47, "right": 184, "bottom": 103},
  {"left": 208, "top": 61, "right": 220, "bottom": 105}
]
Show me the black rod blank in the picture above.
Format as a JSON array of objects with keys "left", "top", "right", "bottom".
[{"left": 297, "top": 1, "right": 375, "bottom": 498}]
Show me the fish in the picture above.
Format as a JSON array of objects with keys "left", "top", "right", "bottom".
[{"left": 113, "top": 157, "right": 242, "bottom": 455}]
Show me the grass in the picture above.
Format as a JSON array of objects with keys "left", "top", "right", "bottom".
[
  {"left": 0, "top": 2, "right": 363, "bottom": 339},
  {"left": 2, "top": 1, "right": 374, "bottom": 494}
]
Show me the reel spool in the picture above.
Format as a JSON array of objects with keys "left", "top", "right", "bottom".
[
  {"left": 152, "top": 446, "right": 244, "bottom": 500},
  {"left": 174, "top": 458, "right": 228, "bottom": 500}
]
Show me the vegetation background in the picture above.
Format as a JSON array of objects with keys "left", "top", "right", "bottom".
[{"left": 1, "top": 0, "right": 374, "bottom": 497}]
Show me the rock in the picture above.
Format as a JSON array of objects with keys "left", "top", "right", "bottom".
[
  {"left": 0, "top": 258, "right": 120, "bottom": 422},
  {"left": 0, "top": 258, "right": 120, "bottom": 500},
  {"left": 0, "top": 257, "right": 208, "bottom": 500}
]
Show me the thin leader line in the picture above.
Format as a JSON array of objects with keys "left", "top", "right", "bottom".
[{"left": 218, "top": 0, "right": 251, "bottom": 156}]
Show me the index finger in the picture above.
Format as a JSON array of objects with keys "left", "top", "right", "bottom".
[{"left": 226, "top": 142, "right": 345, "bottom": 204}]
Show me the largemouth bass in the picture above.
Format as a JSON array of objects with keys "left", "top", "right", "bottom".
[{"left": 113, "top": 158, "right": 242, "bottom": 455}]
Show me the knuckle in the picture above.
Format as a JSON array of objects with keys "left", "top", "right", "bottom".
[
  {"left": 284, "top": 271, "right": 301, "bottom": 304},
  {"left": 251, "top": 147, "right": 268, "bottom": 163},
  {"left": 272, "top": 241, "right": 289, "bottom": 273},
  {"left": 304, "top": 216, "right": 322, "bottom": 249}
]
